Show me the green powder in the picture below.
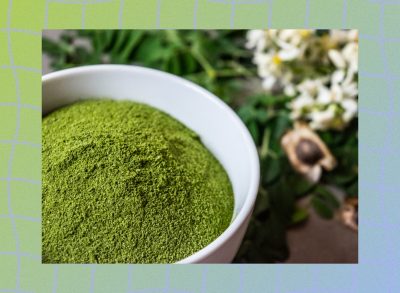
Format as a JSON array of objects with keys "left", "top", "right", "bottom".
[{"left": 42, "top": 99, "right": 233, "bottom": 263}]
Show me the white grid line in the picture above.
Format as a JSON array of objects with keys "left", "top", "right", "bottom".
[
  {"left": 50, "top": 0, "right": 113, "bottom": 4},
  {"left": 0, "top": 289, "right": 33, "bottom": 293},
  {"left": 360, "top": 33, "right": 400, "bottom": 43},
  {"left": 342, "top": 0, "right": 348, "bottom": 28},
  {"left": 359, "top": 70, "right": 400, "bottom": 79},
  {"left": 0, "top": 140, "right": 40, "bottom": 148},
  {"left": 118, "top": 0, "right": 124, "bottom": 28},
  {"left": 5, "top": 1, "right": 23, "bottom": 291},
  {"left": 129, "top": 289, "right": 182, "bottom": 293},
  {"left": 44, "top": 0, "right": 51, "bottom": 29},
  {"left": 208, "top": 0, "right": 267, "bottom": 4},
  {"left": 0, "top": 251, "right": 41, "bottom": 260},
  {"left": 200, "top": 267, "right": 207, "bottom": 293},
  {"left": 0, "top": 103, "right": 40, "bottom": 111},
  {"left": 370, "top": 0, "right": 400, "bottom": 4},
  {"left": 89, "top": 266, "right": 96, "bottom": 293},
  {"left": 0, "top": 178, "right": 41, "bottom": 185},
  {"left": 230, "top": 0, "right": 236, "bottom": 29},
  {"left": 304, "top": 0, "right": 310, "bottom": 28},
  {"left": 0, "top": 65, "right": 41, "bottom": 73},
  {"left": 238, "top": 265, "right": 245, "bottom": 293},
  {"left": 267, "top": 0, "right": 273, "bottom": 28},
  {"left": 164, "top": 265, "right": 171, "bottom": 293},
  {"left": 81, "top": 0, "right": 87, "bottom": 29},
  {"left": 377, "top": 3, "right": 396, "bottom": 225},
  {"left": 0, "top": 215, "right": 40, "bottom": 223},
  {"left": 156, "top": 0, "right": 162, "bottom": 28},
  {"left": 193, "top": 0, "right": 199, "bottom": 28},
  {"left": 52, "top": 266, "right": 59, "bottom": 293},
  {"left": 0, "top": 28, "right": 41, "bottom": 36},
  {"left": 126, "top": 265, "right": 133, "bottom": 293}
]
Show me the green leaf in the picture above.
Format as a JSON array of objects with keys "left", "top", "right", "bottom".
[
  {"left": 345, "top": 181, "right": 358, "bottom": 197},
  {"left": 272, "top": 112, "right": 291, "bottom": 142},
  {"left": 183, "top": 53, "right": 198, "bottom": 73},
  {"left": 259, "top": 128, "right": 271, "bottom": 159},
  {"left": 247, "top": 121, "right": 260, "bottom": 144},
  {"left": 261, "top": 157, "right": 281, "bottom": 185},
  {"left": 134, "top": 36, "right": 165, "bottom": 65},
  {"left": 315, "top": 185, "right": 340, "bottom": 209},
  {"left": 119, "top": 31, "right": 144, "bottom": 62},
  {"left": 286, "top": 174, "right": 316, "bottom": 198},
  {"left": 324, "top": 172, "right": 357, "bottom": 187},
  {"left": 291, "top": 206, "right": 309, "bottom": 225},
  {"left": 43, "top": 38, "right": 64, "bottom": 57},
  {"left": 110, "top": 30, "right": 131, "bottom": 57},
  {"left": 259, "top": 95, "right": 292, "bottom": 107},
  {"left": 168, "top": 54, "right": 182, "bottom": 75},
  {"left": 237, "top": 105, "right": 256, "bottom": 123},
  {"left": 255, "top": 109, "right": 268, "bottom": 123},
  {"left": 311, "top": 185, "right": 340, "bottom": 219},
  {"left": 268, "top": 179, "right": 295, "bottom": 224},
  {"left": 234, "top": 212, "right": 289, "bottom": 263},
  {"left": 311, "top": 195, "right": 334, "bottom": 219},
  {"left": 165, "top": 30, "right": 185, "bottom": 49},
  {"left": 253, "top": 188, "right": 270, "bottom": 218}
]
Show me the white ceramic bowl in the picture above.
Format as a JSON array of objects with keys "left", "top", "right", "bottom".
[{"left": 42, "top": 65, "right": 260, "bottom": 263}]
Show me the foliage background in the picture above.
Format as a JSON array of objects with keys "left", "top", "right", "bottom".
[{"left": 0, "top": 0, "right": 398, "bottom": 292}]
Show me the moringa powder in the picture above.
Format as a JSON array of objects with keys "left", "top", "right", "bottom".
[{"left": 42, "top": 99, "right": 233, "bottom": 263}]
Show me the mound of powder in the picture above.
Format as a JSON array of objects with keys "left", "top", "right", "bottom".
[{"left": 42, "top": 99, "right": 233, "bottom": 263}]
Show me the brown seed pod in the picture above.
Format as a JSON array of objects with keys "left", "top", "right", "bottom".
[
  {"left": 340, "top": 197, "right": 358, "bottom": 231},
  {"left": 295, "top": 138, "right": 324, "bottom": 166},
  {"left": 281, "top": 122, "right": 337, "bottom": 182}
]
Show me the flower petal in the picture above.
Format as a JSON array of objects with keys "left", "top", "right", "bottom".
[{"left": 328, "top": 49, "right": 346, "bottom": 69}]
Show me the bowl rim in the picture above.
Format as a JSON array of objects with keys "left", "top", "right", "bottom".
[{"left": 42, "top": 64, "right": 260, "bottom": 264}]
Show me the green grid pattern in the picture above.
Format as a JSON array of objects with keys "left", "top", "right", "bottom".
[{"left": 0, "top": 0, "right": 399, "bottom": 292}]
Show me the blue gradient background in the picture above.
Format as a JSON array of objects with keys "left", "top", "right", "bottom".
[{"left": 0, "top": 0, "right": 398, "bottom": 292}]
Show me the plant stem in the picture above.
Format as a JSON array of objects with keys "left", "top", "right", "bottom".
[{"left": 189, "top": 48, "right": 217, "bottom": 79}]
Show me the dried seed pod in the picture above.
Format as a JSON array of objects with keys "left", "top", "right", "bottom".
[
  {"left": 340, "top": 198, "right": 358, "bottom": 231},
  {"left": 281, "top": 122, "right": 337, "bottom": 182},
  {"left": 295, "top": 138, "right": 324, "bottom": 166}
]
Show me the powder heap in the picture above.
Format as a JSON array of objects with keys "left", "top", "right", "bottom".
[{"left": 42, "top": 99, "right": 233, "bottom": 263}]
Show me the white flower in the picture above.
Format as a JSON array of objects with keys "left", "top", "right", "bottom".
[
  {"left": 342, "top": 42, "right": 358, "bottom": 72},
  {"left": 262, "top": 75, "right": 277, "bottom": 91},
  {"left": 342, "top": 81, "right": 358, "bottom": 99},
  {"left": 331, "top": 70, "right": 345, "bottom": 84},
  {"left": 331, "top": 84, "right": 344, "bottom": 102},
  {"left": 330, "top": 29, "right": 358, "bottom": 44},
  {"left": 279, "top": 29, "right": 313, "bottom": 47},
  {"left": 297, "top": 79, "right": 324, "bottom": 97},
  {"left": 347, "top": 30, "right": 358, "bottom": 42},
  {"left": 246, "top": 29, "right": 358, "bottom": 130},
  {"left": 328, "top": 49, "right": 346, "bottom": 69},
  {"left": 330, "top": 30, "right": 350, "bottom": 44},
  {"left": 284, "top": 84, "right": 296, "bottom": 97},
  {"left": 328, "top": 41, "right": 358, "bottom": 74},
  {"left": 279, "top": 30, "right": 299, "bottom": 41},
  {"left": 316, "top": 86, "right": 333, "bottom": 104},
  {"left": 246, "top": 30, "right": 266, "bottom": 52},
  {"left": 341, "top": 99, "right": 358, "bottom": 122},
  {"left": 309, "top": 105, "right": 336, "bottom": 130},
  {"left": 291, "top": 92, "right": 314, "bottom": 109},
  {"left": 278, "top": 46, "right": 301, "bottom": 61}
]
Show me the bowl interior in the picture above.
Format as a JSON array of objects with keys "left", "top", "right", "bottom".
[{"left": 42, "top": 65, "right": 259, "bottom": 261}]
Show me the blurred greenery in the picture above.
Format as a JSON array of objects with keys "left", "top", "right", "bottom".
[
  {"left": 43, "top": 30, "right": 358, "bottom": 263},
  {"left": 43, "top": 30, "right": 254, "bottom": 104}
]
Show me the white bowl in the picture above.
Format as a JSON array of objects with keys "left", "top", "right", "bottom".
[{"left": 42, "top": 65, "right": 260, "bottom": 263}]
